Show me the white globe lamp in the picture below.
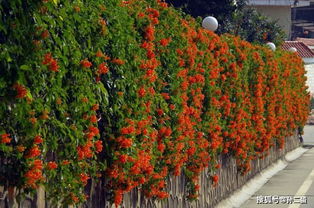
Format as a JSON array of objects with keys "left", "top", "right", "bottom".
[
  {"left": 266, "top": 42, "right": 276, "bottom": 51},
  {"left": 202, "top": 16, "right": 218, "bottom": 32},
  {"left": 288, "top": 47, "right": 297, "bottom": 52}
]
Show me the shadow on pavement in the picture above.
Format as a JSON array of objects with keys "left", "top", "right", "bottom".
[{"left": 302, "top": 144, "right": 314, "bottom": 149}]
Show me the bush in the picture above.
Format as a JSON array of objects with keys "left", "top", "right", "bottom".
[{"left": 0, "top": 0, "right": 309, "bottom": 206}]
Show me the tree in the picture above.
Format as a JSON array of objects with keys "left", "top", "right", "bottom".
[
  {"left": 165, "top": 0, "right": 238, "bottom": 21},
  {"left": 166, "top": 0, "right": 285, "bottom": 44},
  {"left": 231, "top": 6, "right": 286, "bottom": 45}
]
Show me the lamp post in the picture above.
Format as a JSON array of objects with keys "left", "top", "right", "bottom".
[
  {"left": 289, "top": 47, "right": 297, "bottom": 52},
  {"left": 266, "top": 42, "right": 276, "bottom": 51},
  {"left": 202, "top": 16, "right": 218, "bottom": 32}
]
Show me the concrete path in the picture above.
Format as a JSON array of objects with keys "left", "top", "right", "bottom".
[{"left": 241, "top": 125, "right": 314, "bottom": 208}]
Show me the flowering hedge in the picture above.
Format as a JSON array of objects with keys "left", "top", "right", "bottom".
[{"left": 0, "top": 0, "right": 309, "bottom": 206}]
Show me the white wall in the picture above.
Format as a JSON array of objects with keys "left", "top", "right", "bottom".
[
  {"left": 252, "top": 5, "right": 291, "bottom": 39},
  {"left": 305, "top": 64, "right": 314, "bottom": 95},
  {"left": 248, "top": 0, "right": 310, "bottom": 6}
]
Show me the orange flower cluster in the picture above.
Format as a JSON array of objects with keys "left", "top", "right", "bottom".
[
  {"left": 79, "top": 173, "right": 90, "bottom": 185},
  {"left": 77, "top": 125, "right": 101, "bottom": 160},
  {"left": 25, "top": 145, "right": 41, "bottom": 159},
  {"left": 47, "top": 161, "right": 58, "bottom": 170},
  {"left": 24, "top": 160, "right": 43, "bottom": 188},
  {"left": 80, "top": 59, "right": 92, "bottom": 68},
  {"left": 97, "top": 63, "right": 109, "bottom": 75},
  {"left": 12, "top": 83, "right": 27, "bottom": 98},
  {"left": 1, "top": 133, "right": 11, "bottom": 144},
  {"left": 42, "top": 53, "right": 59, "bottom": 72}
]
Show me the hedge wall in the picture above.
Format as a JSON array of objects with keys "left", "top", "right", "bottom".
[{"left": 0, "top": 0, "right": 309, "bottom": 206}]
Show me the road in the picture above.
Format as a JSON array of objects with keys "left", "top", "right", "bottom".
[{"left": 241, "top": 125, "right": 314, "bottom": 208}]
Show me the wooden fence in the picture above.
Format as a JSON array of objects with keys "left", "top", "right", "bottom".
[{"left": 0, "top": 131, "right": 301, "bottom": 208}]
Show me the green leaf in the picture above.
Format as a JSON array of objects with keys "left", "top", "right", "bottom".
[
  {"left": 6, "top": 56, "right": 12, "bottom": 63},
  {"left": 26, "top": 91, "right": 32, "bottom": 100},
  {"left": 20, "top": 65, "right": 30, "bottom": 71}
]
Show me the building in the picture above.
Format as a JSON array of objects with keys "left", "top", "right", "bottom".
[
  {"left": 282, "top": 41, "right": 314, "bottom": 95},
  {"left": 293, "top": 2, "right": 314, "bottom": 39},
  {"left": 248, "top": 0, "right": 310, "bottom": 39},
  {"left": 296, "top": 37, "right": 314, "bottom": 50}
]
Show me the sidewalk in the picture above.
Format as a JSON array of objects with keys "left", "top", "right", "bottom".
[
  {"left": 241, "top": 148, "right": 314, "bottom": 208},
  {"left": 240, "top": 125, "right": 314, "bottom": 208}
]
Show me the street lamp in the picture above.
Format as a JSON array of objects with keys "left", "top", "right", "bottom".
[
  {"left": 266, "top": 42, "right": 276, "bottom": 51},
  {"left": 289, "top": 47, "right": 297, "bottom": 52},
  {"left": 202, "top": 16, "right": 218, "bottom": 32}
]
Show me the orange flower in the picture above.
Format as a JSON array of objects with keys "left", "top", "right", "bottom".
[
  {"left": 16, "top": 145, "right": 26, "bottom": 152},
  {"left": 24, "top": 166, "right": 43, "bottom": 188},
  {"left": 161, "top": 93, "right": 170, "bottom": 100},
  {"left": 95, "top": 50, "right": 104, "bottom": 57},
  {"left": 33, "top": 135, "right": 43, "bottom": 144},
  {"left": 25, "top": 145, "right": 41, "bottom": 158},
  {"left": 62, "top": 160, "right": 70, "bottom": 165},
  {"left": 113, "top": 190, "right": 123, "bottom": 206},
  {"left": 158, "top": 1, "right": 168, "bottom": 8},
  {"left": 33, "top": 159, "right": 43, "bottom": 170},
  {"left": 1, "top": 133, "right": 11, "bottom": 144},
  {"left": 13, "top": 83, "right": 27, "bottom": 98},
  {"left": 119, "top": 154, "right": 128, "bottom": 163},
  {"left": 41, "top": 30, "right": 49, "bottom": 39},
  {"left": 156, "top": 191, "right": 168, "bottom": 199},
  {"left": 145, "top": 25, "right": 155, "bottom": 41},
  {"left": 212, "top": 175, "right": 219, "bottom": 183},
  {"left": 42, "top": 53, "right": 59, "bottom": 72},
  {"left": 157, "top": 143, "right": 165, "bottom": 152},
  {"left": 42, "top": 53, "right": 53, "bottom": 65},
  {"left": 80, "top": 59, "right": 92, "bottom": 68},
  {"left": 117, "top": 137, "right": 132, "bottom": 148},
  {"left": 111, "top": 58, "right": 125, "bottom": 65},
  {"left": 56, "top": 97, "right": 62, "bottom": 105},
  {"left": 98, "top": 17, "right": 107, "bottom": 26},
  {"left": 49, "top": 59, "right": 59, "bottom": 72},
  {"left": 91, "top": 104, "right": 99, "bottom": 111},
  {"left": 79, "top": 173, "right": 90, "bottom": 185},
  {"left": 90, "top": 115, "right": 97, "bottom": 123},
  {"left": 40, "top": 110, "right": 49, "bottom": 120},
  {"left": 88, "top": 126, "right": 100, "bottom": 136},
  {"left": 47, "top": 161, "right": 58, "bottom": 170},
  {"left": 94, "top": 140, "right": 103, "bottom": 153},
  {"left": 81, "top": 97, "right": 89, "bottom": 103},
  {"left": 156, "top": 108, "right": 163, "bottom": 116},
  {"left": 73, "top": 5, "right": 80, "bottom": 12},
  {"left": 120, "top": 126, "right": 135, "bottom": 135},
  {"left": 97, "top": 63, "right": 109, "bottom": 74},
  {"left": 138, "top": 12, "right": 145, "bottom": 18},
  {"left": 29, "top": 117, "right": 37, "bottom": 125},
  {"left": 159, "top": 38, "right": 171, "bottom": 47},
  {"left": 138, "top": 87, "right": 146, "bottom": 97}
]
